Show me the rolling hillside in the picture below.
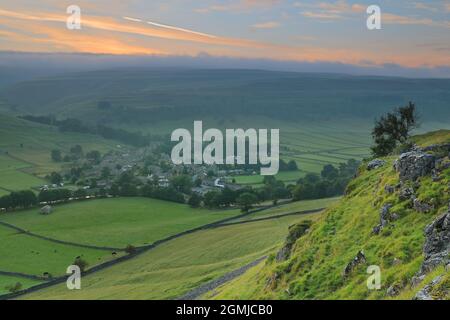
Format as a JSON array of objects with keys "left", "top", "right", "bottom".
[
  {"left": 18, "top": 213, "right": 321, "bottom": 300},
  {"left": 202, "top": 131, "right": 450, "bottom": 300},
  {"left": 2, "top": 69, "right": 450, "bottom": 126},
  {"left": 0, "top": 113, "right": 121, "bottom": 191},
  {"left": 2, "top": 68, "right": 449, "bottom": 180}
]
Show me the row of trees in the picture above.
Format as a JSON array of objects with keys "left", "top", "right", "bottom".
[
  {"left": 0, "top": 190, "right": 37, "bottom": 210},
  {"left": 20, "top": 115, "right": 164, "bottom": 147},
  {"left": 51, "top": 146, "right": 102, "bottom": 164},
  {"left": 193, "top": 188, "right": 260, "bottom": 212},
  {"left": 292, "top": 159, "right": 360, "bottom": 201},
  {"left": 195, "top": 176, "right": 292, "bottom": 212}
]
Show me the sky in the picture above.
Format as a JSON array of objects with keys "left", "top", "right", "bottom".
[{"left": 0, "top": 0, "right": 449, "bottom": 77}]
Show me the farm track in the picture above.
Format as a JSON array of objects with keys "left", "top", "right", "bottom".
[
  {"left": 0, "top": 203, "right": 286, "bottom": 299},
  {"left": 177, "top": 257, "right": 267, "bottom": 300}
]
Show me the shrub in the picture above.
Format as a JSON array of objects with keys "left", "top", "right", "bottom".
[
  {"left": 125, "top": 245, "right": 137, "bottom": 254},
  {"left": 73, "top": 257, "right": 89, "bottom": 272}
]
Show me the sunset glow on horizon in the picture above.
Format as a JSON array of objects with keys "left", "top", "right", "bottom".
[{"left": 0, "top": 0, "right": 449, "bottom": 71}]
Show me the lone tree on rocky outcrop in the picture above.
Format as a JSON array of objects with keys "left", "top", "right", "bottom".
[{"left": 371, "top": 102, "right": 419, "bottom": 157}]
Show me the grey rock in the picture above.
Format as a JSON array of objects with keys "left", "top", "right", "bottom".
[
  {"left": 394, "top": 151, "right": 436, "bottom": 181},
  {"left": 411, "top": 275, "right": 426, "bottom": 288},
  {"left": 373, "top": 204, "right": 392, "bottom": 234},
  {"left": 367, "top": 159, "right": 386, "bottom": 171},
  {"left": 380, "top": 204, "right": 391, "bottom": 226},
  {"left": 419, "top": 210, "right": 450, "bottom": 274},
  {"left": 384, "top": 185, "right": 395, "bottom": 194},
  {"left": 343, "top": 250, "right": 366, "bottom": 277},
  {"left": 387, "top": 284, "right": 401, "bottom": 297},
  {"left": 431, "top": 169, "right": 441, "bottom": 182},
  {"left": 441, "top": 161, "right": 450, "bottom": 170},
  {"left": 399, "top": 187, "right": 415, "bottom": 201},
  {"left": 413, "top": 275, "right": 443, "bottom": 300},
  {"left": 413, "top": 198, "right": 434, "bottom": 213},
  {"left": 276, "top": 222, "right": 311, "bottom": 262},
  {"left": 372, "top": 225, "right": 382, "bottom": 235}
]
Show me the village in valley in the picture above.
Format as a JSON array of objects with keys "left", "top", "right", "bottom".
[{"left": 33, "top": 142, "right": 256, "bottom": 210}]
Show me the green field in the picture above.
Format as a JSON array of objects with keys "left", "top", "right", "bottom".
[
  {"left": 0, "top": 113, "right": 120, "bottom": 190},
  {"left": 21, "top": 213, "right": 318, "bottom": 300},
  {"left": 0, "top": 155, "right": 44, "bottom": 191},
  {"left": 0, "top": 275, "right": 41, "bottom": 296},
  {"left": 233, "top": 170, "right": 306, "bottom": 186},
  {"left": 0, "top": 197, "right": 242, "bottom": 248},
  {"left": 0, "top": 224, "right": 118, "bottom": 277}
]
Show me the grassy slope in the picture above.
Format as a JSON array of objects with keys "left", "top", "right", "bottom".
[
  {"left": 0, "top": 224, "right": 119, "bottom": 277},
  {"left": 0, "top": 113, "right": 120, "bottom": 190},
  {"left": 0, "top": 275, "right": 41, "bottom": 296},
  {"left": 0, "top": 197, "right": 241, "bottom": 248},
  {"left": 208, "top": 130, "right": 450, "bottom": 300},
  {"left": 21, "top": 214, "right": 317, "bottom": 300},
  {"left": 228, "top": 197, "right": 340, "bottom": 223}
]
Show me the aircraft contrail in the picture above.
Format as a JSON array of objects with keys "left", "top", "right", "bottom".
[{"left": 123, "top": 16, "right": 217, "bottom": 38}]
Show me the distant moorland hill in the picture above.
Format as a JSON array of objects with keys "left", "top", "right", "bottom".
[{"left": 1, "top": 69, "right": 449, "bottom": 128}]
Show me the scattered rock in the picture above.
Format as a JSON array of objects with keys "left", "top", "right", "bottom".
[
  {"left": 372, "top": 225, "right": 382, "bottom": 235},
  {"left": 343, "top": 250, "right": 366, "bottom": 277},
  {"left": 380, "top": 204, "right": 391, "bottom": 226},
  {"left": 276, "top": 221, "right": 311, "bottom": 262},
  {"left": 384, "top": 185, "right": 395, "bottom": 194},
  {"left": 266, "top": 272, "right": 281, "bottom": 290},
  {"left": 431, "top": 168, "right": 441, "bottom": 182},
  {"left": 440, "top": 160, "right": 450, "bottom": 170},
  {"left": 40, "top": 205, "right": 53, "bottom": 215},
  {"left": 367, "top": 159, "right": 386, "bottom": 171},
  {"left": 411, "top": 275, "right": 426, "bottom": 288},
  {"left": 394, "top": 151, "right": 436, "bottom": 181},
  {"left": 414, "top": 276, "right": 443, "bottom": 300},
  {"left": 373, "top": 204, "right": 392, "bottom": 235},
  {"left": 387, "top": 284, "right": 402, "bottom": 297},
  {"left": 419, "top": 210, "right": 450, "bottom": 275},
  {"left": 413, "top": 198, "right": 434, "bottom": 213},
  {"left": 399, "top": 187, "right": 415, "bottom": 201}
]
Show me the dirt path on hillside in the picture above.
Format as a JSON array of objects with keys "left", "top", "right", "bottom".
[{"left": 177, "top": 257, "right": 267, "bottom": 300}]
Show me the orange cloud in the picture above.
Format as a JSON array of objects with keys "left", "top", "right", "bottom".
[
  {"left": 195, "top": 0, "right": 280, "bottom": 13},
  {"left": 0, "top": 8, "right": 271, "bottom": 50},
  {"left": 0, "top": 6, "right": 449, "bottom": 68},
  {"left": 251, "top": 21, "right": 280, "bottom": 29},
  {"left": 295, "top": 0, "right": 365, "bottom": 18},
  {"left": 383, "top": 13, "right": 450, "bottom": 28}
]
